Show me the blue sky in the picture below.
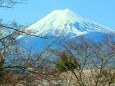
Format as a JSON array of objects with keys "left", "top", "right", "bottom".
[{"left": 0, "top": 0, "right": 115, "bottom": 30}]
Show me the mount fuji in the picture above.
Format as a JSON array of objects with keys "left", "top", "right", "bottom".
[{"left": 18, "top": 9, "right": 114, "bottom": 51}]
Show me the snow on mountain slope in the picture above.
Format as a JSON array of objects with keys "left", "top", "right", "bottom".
[
  {"left": 23, "top": 9, "right": 112, "bottom": 38},
  {"left": 18, "top": 9, "right": 114, "bottom": 51}
]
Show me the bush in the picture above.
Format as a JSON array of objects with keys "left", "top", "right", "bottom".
[{"left": 56, "top": 52, "right": 80, "bottom": 72}]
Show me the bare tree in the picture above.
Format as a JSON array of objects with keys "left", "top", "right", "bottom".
[
  {"left": 0, "top": 0, "right": 26, "bottom": 8},
  {"left": 54, "top": 35, "right": 115, "bottom": 86}
]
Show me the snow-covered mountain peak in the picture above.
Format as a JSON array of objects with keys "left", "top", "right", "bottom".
[
  {"left": 63, "top": 9, "right": 70, "bottom": 11},
  {"left": 48, "top": 9, "right": 72, "bottom": 15},
  {"left": 24, "top": 9, "right": 112, "bottom": 38}
]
